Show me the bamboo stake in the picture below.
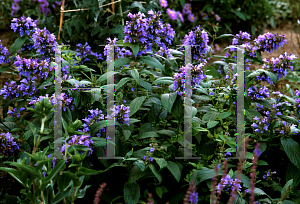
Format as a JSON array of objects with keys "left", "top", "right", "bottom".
[
  {"left": 112, "top": 0, "right": 115, "bottom": 14},
  {"left": 58, "top": 0, "right": 65, "bottom": 40},
  {"left": 60, "top": 0, "right": 121, "bottom": 13}
]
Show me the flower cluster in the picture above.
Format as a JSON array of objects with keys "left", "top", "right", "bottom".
[
  {"left": 62, "top": 134, "right": 94, "bottom": 156},
  {"left": 181, "top": 25, "right": 209, "bottom": 62},
  {"left": 278, "top": 120, "right": 299, "bottom": 135},
  {"left": 0, "top": 132, "right": 21, "bottom": 157},
  {"left": 79, "top": 108, "right": 106, "bottom": 137},
  {"left": 10, "top": 16, "right": 36, "bottom": 37},
  {"left": 0, "top": 41, "right": 9, "bottom": 65},
  {"left": 295, "top": 89, "right": 300, "bottom": 114},
  {"left": 106, "top": 103, "right": 130, "bottom": 126},
  {"left": 263, "top": 170, "right": 276, "bottom": 179},
  {"left": 183, "top": 180, "right": 198, "bottom": 204},
  {"left": 103, "top": 37, "right": 132, "bottom": 61},
  {"left": 14, "top": 55, "right": 55, "bottom": 80},
  {"left": 247, "top": 85, "right": 270, "bottom": 100},
  {"left": 29, "top": 93, "right": 74, "bottom": 112},
  {"left": 254, "top": 32, "right": 287, "bottom": 53},
  {"left": 199, "top": 11, "right": 221, "bottom": 22},
  {"left": 32, "top": 27, "right": 58, "bottom": 56},
  {"left": 173, "top": 63, "right": 205, "bottom": 96},
  {"left": 251, "top": 116, "right": 270, "bottom": 134},
  {"left": 216, "top": 174, "right": 242, "bottom": 195},
  {"left": 232, "top": 31, "right": 251, "bottom": 45},
  {"left": 262, "top": 52, "right": 296, "bottom": 80},
  {"left": 75, "top": 42, "right": 103, "bottom": 64},
  {"left": 7, "top": 107, "right": 26, "bottom": 118},
  {"left": 123, "top": 10, "right": 175, "bottom": 58},
  {"left": 0, "top": 78, "right": 37, "bottom": 100},
  {"left": 182, "top": 3, "right": 195, "bottom": 22}
]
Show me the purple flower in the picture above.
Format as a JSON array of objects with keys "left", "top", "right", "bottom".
[
  {"left": 188, "top": 13, "right": 195, "bottom": 22},
  {"left": 181, "top": 25, "right": 209, "bottom": 62},
  {"left": 225, "top": 151, "right": 231, "bottom": 156},
  {"left": 10, "top": 16, "right": 36, "bottom": 37},
  {"left": 0, "top": 40, "right": 9, "bottom": 65},
  {"left": 189, "top": 190, "right": 198, "bottom": 203},
  {"left": 167, "top": 9, "right": 177, "bottom": 20},
  {"left": 215, "top": 14, "right": 221, "bottom": 21},
  {"left": 159, "top": 0, "right": 168, "bottom": 7},
  {"left": 254, "top": 32, "right": 287, "bottom": 53},
  {"left": 182, "top": 3, "right": 192, "bottom": 15},
  {"left": 177, "top": 11, "right": 184, "bottom": 23},
  {"left": 0, "top": 132, "right": 21, "bottom": 157},
  {"left": 12, "top": 2, "right": 20, "bottom": 11}
]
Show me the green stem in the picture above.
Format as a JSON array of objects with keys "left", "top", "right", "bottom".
[
  {"left": 119, "top": 0, "right": 124, "bottom": 26},
  {"left": 40, "top": 180, "right": 44, "bottom": 202}
]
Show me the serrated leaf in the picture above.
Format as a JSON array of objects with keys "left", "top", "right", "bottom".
[
  {"left": 207, "top": 121, "right": 219, "bottom": 129},
  {"left": 139, "top": 79, "right": 152, "bottom": 92},
  {"left": 218, "top": 112, "right": 232, "bottom": 120},
  {"left": 281, "top": 137, "right": 300, "bottom": 169},
  {"left": 131, "top": 69, "right": 139, "bottom": 83},
  {"left": 161, "top": 92, "right": 177, "bottom": 112},
  {"left": 129, "top": 96, "right": 146, "bottom": 117},
  {"left": 202, "top": 111, "right": 219, "bottom": 122},
  {"left": 154, "top": 158, "right": 168, "bottom": 170},
  {"left": 167, "top": 161, "right": 181, "bottom": 182},
  {"left": 281, "top": 179, "right": 293, "bottom": 197},
  {"left": 149, "top": 164, "right": 162, "bottom": 184},
  {"left": 124, "top": 181, "right": 140, "bottom": 204},
  {"left": 140, "top": 56, "right": 165, "bottom": 71},
  {"left": 115, "top": 57, "right": 132, "bottom": 68}
]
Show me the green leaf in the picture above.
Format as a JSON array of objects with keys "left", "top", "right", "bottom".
[
  {"left": 0, "top": 167, "right": 28, "bottom": 190},
  {"left": 253, "top": 188, "right": 267, "bottom": 195},
  {"left": 130, "top": 1, "right": 146, "bottom": 13},
  {"left": 41, "top": 160, "right": 66, "bottom": 190},
  {"left": 207, "top": 121, "right": 219, "bottom": 129},
  {"left": 197, "top": 167, "right": 222, "bottom": 183},
  {"left": 129, "top": 96, "right": 147, "bottom": 117},
  {"left": 154, "top": 158, "right": 168, "bottom": 170},
  {"left": 216, "top": 34, "right": 235, "bottom": 39},
  {"left": 161, "top": 92, "right": 177, "bottom": 113},
  {"left": 281, "top": 137, "right": 300, "bottom": 169},
  {"left": 52, "top": 191, "right": 71, "bottom": 204},
  {"left": 131, "top": 69, "right": 139, "bottom": 83},
  {"left": 245, "top": 109, "right": 262, "bottom": 118},
  {"left": 116, "top": 77, "right": 132, "bottom": 91},
  {"left": 123, "top": 130, "right": 131, "bottom": 141},
  {"left": 281, "top": 179, "right": 293, "bottom": 197},
  {"left": 76, "top": 167, "right": 102, "bottom": 176},
  {"left": 155, "top": 186, "right": 163, "bottom": 198},
  {"left": 134, "top": 160, "right": 145, "bottom": 171},
  {"left": 218, "top": 112, "right": 232, "bottom": 120},
  {"left": 140, "top": 56, "right": 165, "bottom": 71},
  {"left": 167, "top": 161, "right": 181, "bottom": 182},
  {"left": 10, "top": 163, "right": 42, "bottom": 180},
  {"left": 286, "top": 163, "right": 300, "bottom": 190},
  {"left": 233, "top": 10, "right": 247, "bottom": 21},
  {"left": 57, "top": 174, "right": 72, "bottom": 192},
  {"left": 9, "top": 36, "right": 28, "bottom": 54},
  {"left": 138, "top": 79, "right": 152, "bottom": 92},
  {"left": 149, "top": 164, "right": 162, "bottom": 184},
  {"left": 171, "top": 96, "right": 184, "bottom": 120},
  {"left": 124, "top": 181, "right": 140, "bottom": 204},
  {"left": 257, "top": 160, "right": 268, "bottom": 165},
  {"left": 202, "top": 111, "right": 219, "bottom": 122},
  {"left": 240, "top": 174, "right": 251, "bottom": 189},
  {"left": 115, "top": 57, "right": 132, "bottom": 68},
  {"left": 153, "top": 77, "right": 173, "bottom": 85},
  {"left": 96, "top": 71, "right": 119, "bottom": 83},
  {"left": 131, "top": 45, "right": 139, "bottom": 58},
  {"left": 156, "top": 130, "right": 175, "bottom": 136},
  {"left": 90, "top": 120, "right": 119, "bottom": 136},
  {"left": 136, "top": 131, "right": 159, "bottom": 139}
]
